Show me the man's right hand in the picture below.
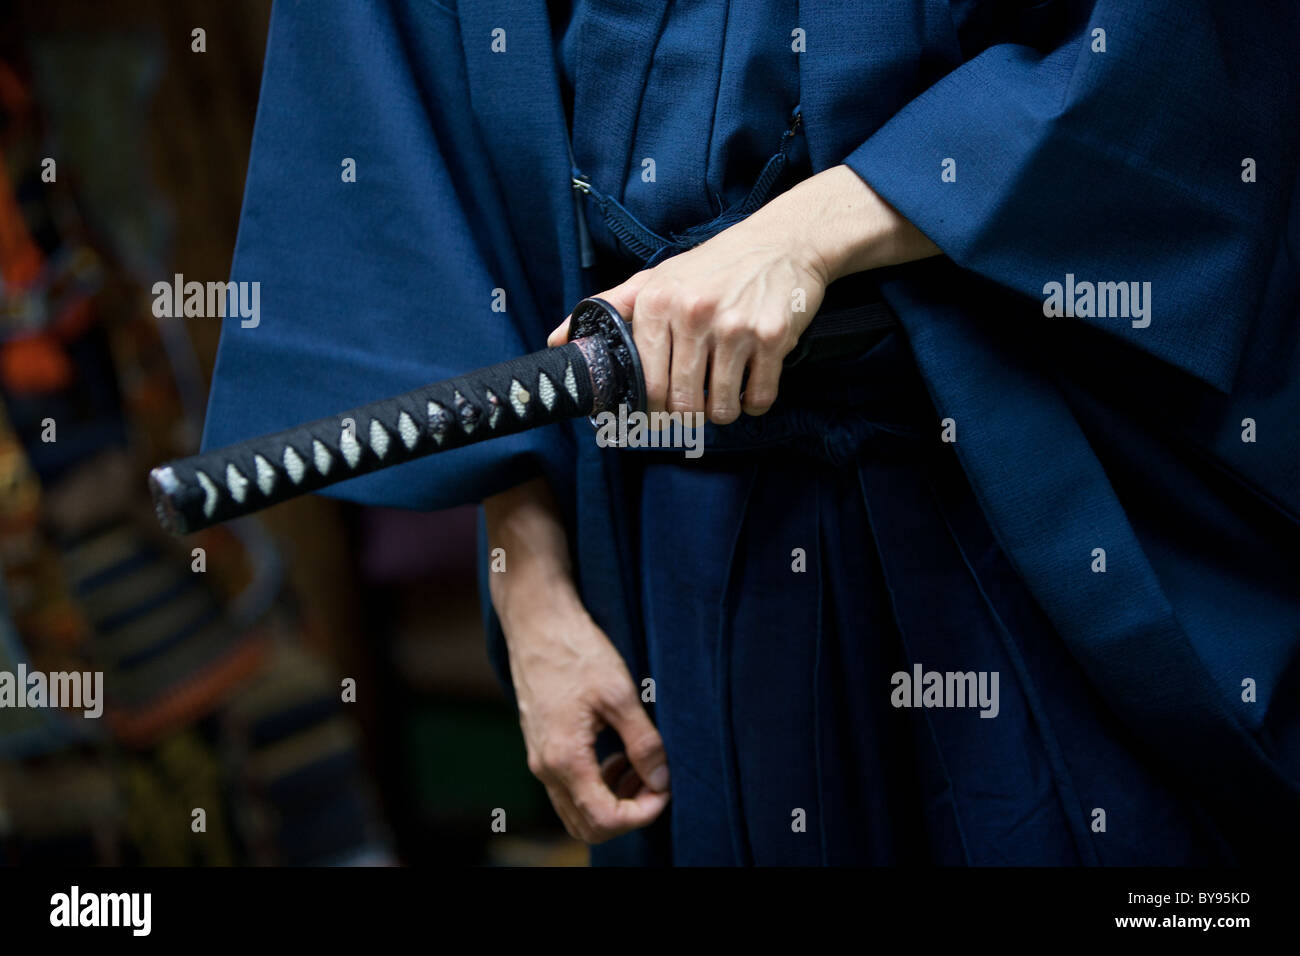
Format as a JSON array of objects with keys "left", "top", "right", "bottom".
[{"left": 484, "top": 477, "right": 670, "bottom": 844}]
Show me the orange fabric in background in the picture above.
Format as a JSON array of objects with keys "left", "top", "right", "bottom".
[{"left": 1, "top": 334, "right": 74, "bottom": 392}]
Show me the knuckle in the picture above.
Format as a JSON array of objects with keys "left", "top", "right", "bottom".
[
  {"left": 624, "top": 730, "right": 662, "bottom": 765},
  {"left": 681, "top": 292, "right": 714, "bottom": 327},
  {"left": 538, "top": 743, "right": 571, "bottom": 776},
  {"left": 526, "top": 752, "right": 545, "bottom": 778},
  {"left": 755, "top": 322, "right": 788, "bottom": 349},
  {"left": 667, "top": 389, "right": 699, "bottom": 414},
  {"left": 713, "top": 311, "right": 750, "bottom": 342},
  {"left": 571, "top": 791, "right": 600, "bottom": 823},
  {"left": 641, "top": 282, "right": 675, "bottom": 317},
  {"left": 594, "top": 678, "right": 633, "bottom": 713}
]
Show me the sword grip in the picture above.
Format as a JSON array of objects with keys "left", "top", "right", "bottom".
[{"left": 151, "top": 341, "right": 593, "bottom": 535}]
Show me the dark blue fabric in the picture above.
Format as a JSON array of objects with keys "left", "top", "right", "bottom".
[
  {"left": 203, "top": 0, "right": 583, "bottom": 507},
  {"left": 204, "top": 0, "right": 1300, "bottom": 864},
  {"left": 559, "top": 0, "right": 803, "bottom": 264}
]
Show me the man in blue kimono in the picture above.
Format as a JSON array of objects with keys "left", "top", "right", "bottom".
[{"left": 204, "top": 0, "right": 1300, "bottom": 864}]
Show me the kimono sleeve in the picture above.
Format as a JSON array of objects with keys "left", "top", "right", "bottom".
[
  {"left": 845, "top": 0, "right": 1300, "bottom": 392},
  {"left": 200, "top": 0, "right": 575, "bottom": 510}
]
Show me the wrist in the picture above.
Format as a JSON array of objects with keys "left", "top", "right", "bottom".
[
  {"left": 775, "top": 164, "right": 938, "bottom": 284},
  {"left": 490, "top": 558, "right": 582, "bottom": 631}
]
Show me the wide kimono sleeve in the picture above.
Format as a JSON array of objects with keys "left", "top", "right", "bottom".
[
  {"left": 845, "top": 0, "right": 1300, "bottom": 393},
  {"left": 200, "top": 0, "right": 579, "bottom": 509}
]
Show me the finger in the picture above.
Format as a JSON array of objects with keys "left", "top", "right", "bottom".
[
  {"left": 631, "top": 285, "right": 672, "bottom": 414},
  {"left": 542, "top": 780, "right": 586, "bottom": 842},
  {"left": 741, "top": 352, "right": 782, "bottom": 417},
  {"left": 667, "top": 325, "right": 708, "bottom": 416},
  {"left": 595, "top": 686, "right": 671, "bottom": 794},
  {"left": 546, "top": 315, "right": 571, "bottom": 348},
  {"left": 614, "top": 765, "right": 643, "bottom": 800},
  {"left": 566, "top": 761, "right": 670, "bottom": 843},
  {"left": 600, "top": 752, "right": 630, "bottom": 788},
  {"left": 543, "top": 730, "right": 666, "bottom": 843},
  {"left": 533, "top": 737, "right": 606, "bottom": 842},
  {"left": 707, "top": 338, "right": 751, "bottom": 425},
  {"left": 600, "top": 752, "right": 642, "bottom": 800}
]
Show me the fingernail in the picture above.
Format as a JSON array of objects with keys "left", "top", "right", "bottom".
[{"left": 648, "top": 765, "right": 670, "bottom": 792}]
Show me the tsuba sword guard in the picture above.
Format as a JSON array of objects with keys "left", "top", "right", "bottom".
[{"left": 569, "top": 297, "right": 646, "bottom": 421}]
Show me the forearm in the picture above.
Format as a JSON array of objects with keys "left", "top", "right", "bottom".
[
  {"left": 484, "top": 476, "right": 671, "bottom": 839},
  {"left": 483, "top": 476, "right": 583, "bottom": 631},
  {"left": 757, "top": 163, "right": 941, "bottom": 285}
]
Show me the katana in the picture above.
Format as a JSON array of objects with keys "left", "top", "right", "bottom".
[
  {"left": 150, "top": 292, "right": 896, "bottom": 535},
  {"left": 149, "top": 297, "right": 643, "bottom": 535}
]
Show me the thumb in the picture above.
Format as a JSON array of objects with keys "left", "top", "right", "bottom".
[
  {"left": 594, "top": 268, "right": 651, "bottom": 323},
  {"left": 597, "top": 684, "right": 670, "bottom": 794},
  {"left": 548, "top": 269, "right": 652, "bottom": 346},
  {"left": 546, "top": 315, "right": 572, "bottom": 348}
]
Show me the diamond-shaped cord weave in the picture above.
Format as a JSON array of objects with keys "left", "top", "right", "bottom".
[{"left": 157, "top": 341, "right": 593, "bottom": 533}]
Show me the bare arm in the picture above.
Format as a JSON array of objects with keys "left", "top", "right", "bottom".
[
  {"left": 485, "top": 477, "right": 670, "bottom": 843},
  {"left": 549, "top": 164, "right": 939, "bottom": 423}
]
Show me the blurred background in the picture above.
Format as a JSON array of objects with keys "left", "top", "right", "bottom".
[{"left": 0, "top": 0, "right": 579, "bottom": 866}]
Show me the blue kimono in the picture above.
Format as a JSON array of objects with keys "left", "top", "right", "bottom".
[{"left": 203, "top": 0, "right": 1300, "bottom": 864}]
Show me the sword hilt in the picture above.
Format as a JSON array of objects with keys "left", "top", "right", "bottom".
[{"left": 150, "top": 297, "right": 641, "bottom": 535}]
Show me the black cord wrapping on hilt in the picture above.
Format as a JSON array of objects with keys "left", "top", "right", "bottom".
[{"left": 151, "top": 340, "right": 593, "bottom": 534}]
